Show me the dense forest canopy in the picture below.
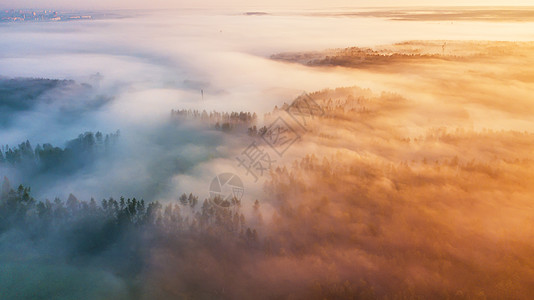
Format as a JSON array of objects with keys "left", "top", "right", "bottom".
[
  {"left": 1, "top": 34, "right": 534, "bottom": 299},
  {"left": 2, "top": 79, "right": 534, "bottom": 298}
]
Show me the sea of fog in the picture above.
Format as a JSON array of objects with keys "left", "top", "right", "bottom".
[{"left": 0, "top": 9, "right": 533, "bottom": 201}]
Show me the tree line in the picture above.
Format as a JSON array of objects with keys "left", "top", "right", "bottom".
[
  {"left": 0, "top": 177, "right": 257, "bottom": 243},
  {"left": 0, "top": 131, "right": 119, "bottom": 174},
  {"left": 171, "top": 109, "right": 257, "bottom": 131}
]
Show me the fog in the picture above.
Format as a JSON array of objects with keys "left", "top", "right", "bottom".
[
  {"left": 1, "top": 8, "right": 534, "bottom": 300},
  {"left": 1, "top": 10, "right": 532, "bottom": 199}
]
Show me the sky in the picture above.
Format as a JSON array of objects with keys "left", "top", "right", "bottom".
[{"left": 1, "top": 0, "right": 533, "bottom": 10}]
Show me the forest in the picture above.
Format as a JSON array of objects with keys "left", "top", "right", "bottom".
[
  {"left": 271, "top": 41, "right": 534, "bottom": 69},
  {"left": 171, "top": 109, "right": 257, "bottom": 131},
  {"left": 0, "top": 131, "right": 119, "bottom": 173},
  {"left": 2, "top": 84, "right": 534, "bottom": 299},
  {"left": 2, "top": 38, "right": 534, "bottom": 299}
]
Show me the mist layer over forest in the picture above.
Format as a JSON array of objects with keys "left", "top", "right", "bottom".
[{"left": 1, "top": 8, "right": 534, "bottom": 300}]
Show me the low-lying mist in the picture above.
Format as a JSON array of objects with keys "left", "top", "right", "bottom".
[{"left": 1, "top": 8, "right": 534, "bottom": 300}]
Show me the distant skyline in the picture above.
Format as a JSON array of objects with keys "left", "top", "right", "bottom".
[{"left": 1, "top": 0, "right": 533, "bottom": 10}]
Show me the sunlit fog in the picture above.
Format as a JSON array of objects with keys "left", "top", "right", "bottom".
[{"left": 1, "top": 5, "right": 534, "bottom": 300}]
